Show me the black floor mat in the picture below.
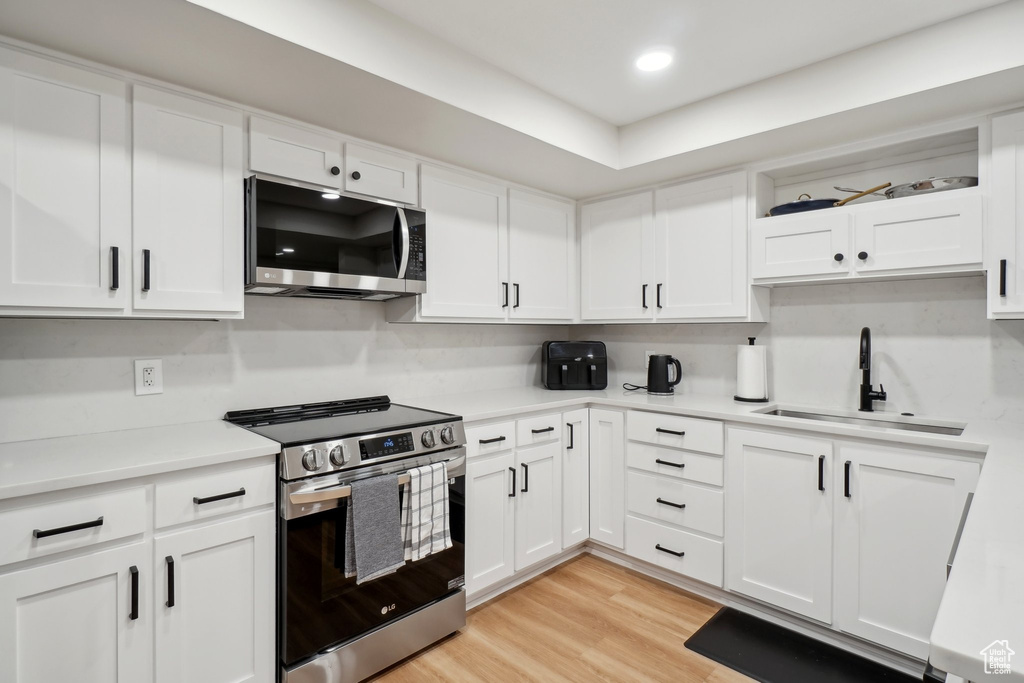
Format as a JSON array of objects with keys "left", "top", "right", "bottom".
[{"left": 684, "top": 608, "right": 919, "bottom": 683}]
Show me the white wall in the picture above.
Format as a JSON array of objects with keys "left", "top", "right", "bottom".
[
  {"left": 0, "top": 296, "right": 565, "bottom": 443},
  {"left": 579, "top": 276, "right": 1024, "bottom": 423}
]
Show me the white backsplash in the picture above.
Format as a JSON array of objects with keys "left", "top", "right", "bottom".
[
  {"left": 3, "top": 275, "right": 1023, "bottom": 444},
  {"left": 578, "top": 275, "right": 1024, "bottom": 423}
]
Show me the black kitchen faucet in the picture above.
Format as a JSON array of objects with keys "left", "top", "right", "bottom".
[{"left": 859, "top": 327, "right": 887, "bottom": 412}]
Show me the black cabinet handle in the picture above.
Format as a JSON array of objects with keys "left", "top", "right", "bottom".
[
  {"left": 657, "top": 283, "right": 663, "bottom": 308},
  {"left": 834, "top": 253, "right": 844, "bottom": 262},
  {"left": 655, "top": 544, "right": 685, "bottom": 558},
  {"left": 193, "top": 487, "right": 246, "bottom": 505},
  {"left": 142, "top": 249, "right": 151, "bottom": 292},
  {"left": 513, "top": 283, "right": 520, "bottom": 308},
  {"left": 330, "top": 166, "right": 340, "bottom": 176},
  {"left": 479, "top": 436, "right": 506, "bottom": 445},
  {"left": 502, "top": 282, "right": 509, "bottom": 308},
  {"left": 351, "top": 170, "right": 361, "bottom": 180},
  {"left": 655, "top": 458, "right": 685, "bottom": 469},
  {"left": 656, "top": 428, "right": 686, "bottom": 436},
  {"left": 34, "top": 516, "right": 104, "bottom": 539},
  {"left": 110, "top": 246, "right": 119, "bottom": 291},
  {"left": 1000, "top": 259, "right": 1008, "bottom": 297},
  {"left": 818, "top": 455, "right": 825, "bottom": 492},
  {"left": 656, "top": 497, "right": 686, "bottom": 509},
  {"left": 567, "top": 423, "right": 574, "bottom": 450},
  {"left": 129, "top": 565, "right": 139, "bottom": 620},
  {"left": 642, "top": 284, "right": 648, "bottom": 309},
  {"left": 844, "top": 461, "right": 852, "bottom": 498},
  {"left": 509, "top": 467, "right": 516, "bottom": 498},
  {"left": 521, "top": 463, "right": 529, "bottom": 493},
  {"left": 165, "top": 556, "right": 175, "bottom": 608},
  {"left": 858, "top": 251, "right": 869, "bottom": 260},
  {"left": 531, "top": 426, "right": 555, "bottom": 434}
]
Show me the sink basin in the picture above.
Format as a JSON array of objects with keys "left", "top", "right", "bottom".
[{"left": 755, "top": 407, "right": 966, "bottom": 436}]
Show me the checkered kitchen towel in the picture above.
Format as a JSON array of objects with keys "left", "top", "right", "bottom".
[{"left": 401, "top": 461, "right": 452, "bottom": 561}]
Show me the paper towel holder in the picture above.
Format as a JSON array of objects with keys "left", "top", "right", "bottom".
[{"left": 734, "top": 337, "right": 770, "bottom": 403}]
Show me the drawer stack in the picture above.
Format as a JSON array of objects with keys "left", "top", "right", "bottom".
[{"left": 624, "top": 411, "right": 725, "bottom": 587}]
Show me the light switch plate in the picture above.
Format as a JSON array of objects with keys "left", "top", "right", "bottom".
[{"left": 134, "top": 359, "right": 163, "bottom": 396}]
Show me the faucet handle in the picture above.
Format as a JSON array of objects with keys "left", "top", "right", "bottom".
[{"left": 878, "top": 384, "right": 886, "bottom": 400}]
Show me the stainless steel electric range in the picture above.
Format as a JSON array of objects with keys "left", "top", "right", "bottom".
[{"left": 225, "top": 396, "right": 467, "bottom": 683}]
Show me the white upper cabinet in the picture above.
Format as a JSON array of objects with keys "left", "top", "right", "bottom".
[
  {"left": 508, "top": 189, "right": 575, "bottom": 320},
  {"left": 0, "top": 47, "right": 130, "bottom": 312},
  {"left": 419, "top": 164, "right": 508, "bottom": 319},
  {"left": 990, "top": 109, "right": 1024, "bottom": 318},
  {"left": 580, "top": 192, "right": 654, "bottom": 321},
  {"left": 343, "top": 142, "right": 418, "bottom": 205},
  {"left": 132, "top": 86, "right": 244, "bottom": 317},
  {"left": 750, "top": 212, "right": 851, "bottom": 280},
  {"left": 655, "top": 171, "right": 747, "bottom": 319},
  {"left": 248, "top": 116, "right": 342, "bottom": 189}
]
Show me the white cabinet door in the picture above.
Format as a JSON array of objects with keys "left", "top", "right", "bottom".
[
  {"left": 580, "top": 192, "right": 654, "bottom": 320},
  {"left": 751, "top": 212, "right": 851, "bottom": 280},
  {"left": 514, "top": 440, "right": 562, "bottom": 570},
  {"left": 835, "top": 444, "right": 979, "bottom": 659},
  {"left": 990, "top": 110, "right": 1024, "bottom": 317},
  {"left": 419, "top": 165, "right": 508, "bottom": 319},
  {"left": 154, "top": 511, "right": 274, "bottom": 683},
  {"left": 248, "top": 116, "right": 342, "bottom": 189},
  {"left": 0, "top": 48, "right": 130, "bottom": 311},
  {"left": 726, "top": 429, "right": 833, "bottom": 623},
  {"left": 466, "top": 452, "right": 515, "bottom": 595},
  {"left": 508, "top": 189, "right": 574, "bottom": 320},
  {"left": 589, "top": 409, "right": 625, "bottom": 549},
  {"left": 562, "top": 408, "right": 590, "bottom": 548},
  {"left": 343, "top": 142, "right": 418, "bottom": 205},
  {"left": 132, "top": 86, "right": 244, "bottom": 316},
  {"left": 655, "top": 172, "right": 747, "bottom": 319},
  {"left": 852, "top": 193, "right": 982, "bottom": 274},
  {"left": 0, "top": 542, "right": 150, "bottom": 683}
]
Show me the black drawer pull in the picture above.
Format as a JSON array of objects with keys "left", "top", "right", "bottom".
[
  {"left": 193, "top": 488, "right": 246, "bottom": 505},
  {"left": 531, "top": 426, "right": 555, "bottom": 434},
  {"left": 502, "top": 282, "right": 509, "bottom": 308},
  {"left": 567, "top": 423, "right": 574, "bottom": 450},
  {"left": 142, "top": 249, "right": 151, "bottom": 292},
  {"left": 521, "top": 463, "right": 529, "bottom": 493},
  {"left": 655, "top": 458, "right": 685, "bottom": 469},
  {"left": 479, "top": 436, "right": 506, "bottom": 445},
  {"left": 656, "top": 428, "right": 686, "bottom": 436},
  {"left": 110, "top": 246, "right": 119, "bottom": 291},
  {"left": 513, "top": 283, "right": 520, "bottom": 308},
  {"left": 656, "top": 283, "right": 663, "bottom": 308},
  {"left": 656, "top": 497, "right": 686, "bottom": 509},
  {"left": 165, "top": 556, "right": 175, "bottom": 608},
  {"left": 509, "top": 467, "right": 516, "bottom": 498},
  {"left": 655, "top": 544, "right": 685, "bottom": 558},
  {"left": 1000, "top": 259, "right": 1008, "bottom": 297},
  {"left": 34, "top": 516, "right": 104, "bottom": 539},
  {"left": 642, "top": 284, "right": 648, "bottom": 309},
  {"left": 129, "top": 565, "right": 139, "bottom": 620},
  {"left": 845, "top": 461, "right": 852, "bottom": 498},
  {"left": 818, "top": 455, "right": 825, "bottom": 492}
]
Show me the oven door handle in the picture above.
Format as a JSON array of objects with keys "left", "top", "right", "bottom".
[
  {"left": 288, "top": 453, "right": 465, "bottom": 505},
  {"left": 396, "top": 207, "right": 411, "bottom": 279}
]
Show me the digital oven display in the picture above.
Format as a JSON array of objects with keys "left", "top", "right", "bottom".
[{"left": 359, "top": 432, "right": 415, "bottom": 459}]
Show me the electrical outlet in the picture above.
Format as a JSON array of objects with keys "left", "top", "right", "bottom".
[
  {"left": 134, "top": 359, "right": 163, "bottom": 396},
  {"left": 645, "top": 350, "right": 655, "bottom": 369}
]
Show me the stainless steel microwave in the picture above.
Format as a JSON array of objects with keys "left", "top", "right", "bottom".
[{"left": 243, "top": 176, "right": 426, "bottom": 300}]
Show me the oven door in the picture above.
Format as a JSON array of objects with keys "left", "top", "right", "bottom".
[{"left": 279, "top": 452, "right": 465, "bottom": 670}]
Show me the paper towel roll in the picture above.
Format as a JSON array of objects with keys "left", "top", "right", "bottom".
[{"left": 736, "top": 344, "right": 768, "bottom": 402}]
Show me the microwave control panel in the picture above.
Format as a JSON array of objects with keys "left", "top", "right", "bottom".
[{"left": 405, "top": 210, "right": 426, "bottom": 281}]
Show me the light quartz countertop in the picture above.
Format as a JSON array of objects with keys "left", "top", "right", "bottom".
[
  {"left": 399, "top": 386, "right": 1022, "bottom": 681},
  {"left": 0, "top": 420, "right": 279, "bottom": 501}
]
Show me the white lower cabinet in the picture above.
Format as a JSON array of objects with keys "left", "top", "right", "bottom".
[
  {"left": 514, "top": 440, "right": 562, "bottom": 569},
  {"left": 0, "top": 542, "right": 151, "bottom": 683},
  {"left": 562, "top": 409, "right": 590, "bottom": 547},
  {"left": 154, "top": 511, "right": 275, "bottom": 683},
  {"left": 834, "top": 443, "right": 979, "bottom": 659},
  {"left": 465, "top": 451, "right": 516, "bottom": 595},
  {"left": 725, "top": 428, "right": 834, "bottom": 623},
  {"left": 589, "top": 409, "right": 625, "bottom": 549},
  {"left": 625, "top": 515, "right": 723, "bottom": 587}
]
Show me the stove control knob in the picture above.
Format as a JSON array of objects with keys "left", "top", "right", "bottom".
[
  {"left": 440, "top": 425, "right": 455, "bottom": 445},
  {"left": 329, "top": 445, "right": 348, "bottom": 467},
  {"left": 421, "top": 430, "right": 436, "bottom": 448},
  {"left": 301, "top": 449, "right": 324, "bottom": 472}
]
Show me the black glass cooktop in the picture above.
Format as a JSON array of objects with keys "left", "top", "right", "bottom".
[{"left": 224, "top": 396, "right": 457, "bottom": 446}]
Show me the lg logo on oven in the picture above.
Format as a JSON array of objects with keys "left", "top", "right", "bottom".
[{"left": 381, "top": 604, "right": 397, "bottom": 615}]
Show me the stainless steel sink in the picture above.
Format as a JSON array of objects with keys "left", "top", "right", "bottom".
[{"left": 755, "top": 407, "right": 966, "bottom": 436}]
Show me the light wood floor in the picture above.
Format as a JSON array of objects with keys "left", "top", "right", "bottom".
[{"left": 373, "top": 554, "right": 753, "bottom": 682}]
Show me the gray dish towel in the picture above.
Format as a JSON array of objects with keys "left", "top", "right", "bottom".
[{"left": 343, "top": 473, "right": 406, "bottom": 584}]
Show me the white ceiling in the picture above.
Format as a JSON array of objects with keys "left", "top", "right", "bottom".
[{"left": 366, "top": 0, "right": 1007, "bottom": 126}]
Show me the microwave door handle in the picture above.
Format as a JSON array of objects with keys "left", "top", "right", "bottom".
[{"left": 396, "top": 207, "right": 411, "bottom": 279}]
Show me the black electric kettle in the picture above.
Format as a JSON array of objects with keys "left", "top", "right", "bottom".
[{"left": 647, "top": 354, "right": 682, "bottom": 395}]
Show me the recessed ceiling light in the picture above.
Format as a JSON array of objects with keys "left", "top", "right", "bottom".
[
  {"left": 322, "top": 193, "right": 341, "bottom": 199},
  {"left": 635, "top": 50, "right": 673, "bottom": 72},
  {"left": 282, "top": 247, "right": 295, "bottom": 253}
]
